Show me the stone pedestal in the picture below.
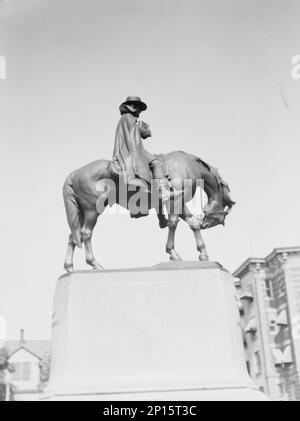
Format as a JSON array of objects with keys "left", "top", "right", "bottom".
[{"left": 43, "top": 261, "right": 266, "bottom": 400}]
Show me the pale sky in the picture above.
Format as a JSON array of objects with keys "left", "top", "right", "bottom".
[{"left": 0, "top": 0, "right": 300, "bottom": 340}]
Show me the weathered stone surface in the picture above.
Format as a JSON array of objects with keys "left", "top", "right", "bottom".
[{"left": 43, "top": 262, "right": 267, "bottom": 400}]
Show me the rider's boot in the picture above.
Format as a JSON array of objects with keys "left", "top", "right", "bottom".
[
  {"left": 128, "top": 177, "right": 150, "bottom": 219},
  {"left": 157, "top": 211, "right": 168, "bottom": 229}
]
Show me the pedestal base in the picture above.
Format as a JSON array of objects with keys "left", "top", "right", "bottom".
[{"left": 43, "top": 261, "right": 267, "bottom": 401}]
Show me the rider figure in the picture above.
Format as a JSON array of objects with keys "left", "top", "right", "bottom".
[{"left": 112, "top": 96, "right": 175, "bottom": 224}]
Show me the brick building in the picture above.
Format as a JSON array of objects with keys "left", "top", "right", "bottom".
[{"left": 233, "top": 246, "right": 300, "bottom": 400}]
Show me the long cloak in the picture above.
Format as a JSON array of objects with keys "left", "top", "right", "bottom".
[{"left": 112, "top": 112, "right": 152, "bottom": 184}]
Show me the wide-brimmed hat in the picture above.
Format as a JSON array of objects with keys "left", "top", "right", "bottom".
[{"left": 120, "top": 96, "right": 147, "bottom": 111}]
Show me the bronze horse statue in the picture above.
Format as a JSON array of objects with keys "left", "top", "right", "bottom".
[{"left": 63, "top": 151, "right": 235, "bottom": 272}]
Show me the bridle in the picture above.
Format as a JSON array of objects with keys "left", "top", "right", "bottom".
[
  {"left": 198, "top": 182, "right": 232, "bottom": 221},
  {"left": 204, "top": 207, "right": 232, "bottom": 218},
  {"left": 200, "top": 206, "right": 232, "bottom": 225}
]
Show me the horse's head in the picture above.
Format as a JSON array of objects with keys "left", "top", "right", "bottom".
[
  {"left": 200, "top": 202, "right": 235, "bottom": 230},
  {"left": 200, "top": 169, "right": 236, "bottom": 230}
]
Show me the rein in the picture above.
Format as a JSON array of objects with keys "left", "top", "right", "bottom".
[
  {"left": 198, "top": 183, "right": 231, "bottom": 220},
  {"left": 204, "top": 207, "right": 232, "bottom": 218}
]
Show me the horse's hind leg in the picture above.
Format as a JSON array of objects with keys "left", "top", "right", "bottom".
[
  {"left": 180, "top": 205, "right": 209, "bottom": 261},
  {"left": 166, "top": 213, "right": 182, "bottom": 261},
  {"left": 64, "top": 234, "right": 76, "bottom": 272},
  {"left": 81, "top": 210, "right": 103, "bottom": 270},
  {"left": 156, "top": 198, "right": 168, "bottom": 229}
]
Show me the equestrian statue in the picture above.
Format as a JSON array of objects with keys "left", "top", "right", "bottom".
[{"left": 63, "top": 96, "right": 235, "bottom": 272}]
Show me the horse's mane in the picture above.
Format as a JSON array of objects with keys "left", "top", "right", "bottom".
[
  {"left": 188, "top": 153, "right": 211, "bottom": 172},
  {"left": 189, "top": 153, "right": 235, "bottom": 209}
]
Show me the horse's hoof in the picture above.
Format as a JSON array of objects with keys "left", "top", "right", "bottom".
[
  {"left": 92, "top": 264, "right": 104, "bottom": 270},
  {"left": 169, "top": 252, "right": 183, "bottom": 261},
  {"left": 199, "top": 254, "right": 209, "bottom": 261},
  {"left": 159, "top": 219, "right": 168, "bottom": 229},
  {"left": 64, "top": 264, "right": 74, "bottom": 273}
]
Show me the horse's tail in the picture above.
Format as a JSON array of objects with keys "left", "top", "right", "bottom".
[{"left": 63, "top": 173, "right": 82, "bottom": 248}]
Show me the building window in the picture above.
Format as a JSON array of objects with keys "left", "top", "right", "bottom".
[
  {"left": 277, "top": 309, "right": 288, "bottom": 327},
  {"left": 12, "top": 362, "right": 21, "bottom": 380},
  {"left": 244, "top": 317, "right": 257, "bottom": 335},
  {"left": 240, "top": 284, "right": 254, "bottom": 302},
  {"left": 265, "top": 279, "right": 273, "bottom": 298},
  {"left": 279, "top": 277, "right": 285, "bottom": 295},
  {"left": 254, "top": 351, "right": 262, "bottom": 375},
  {"left": 12, "top": 362, "right": 32, "bottom": 381},
  {"left": 269, "top": 320, "right": 277, "bottom": 333},
  {"left": 22, "top": 362, "right": 31, "bottom": 381}
]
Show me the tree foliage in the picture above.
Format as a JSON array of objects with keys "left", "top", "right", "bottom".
[
  {"left": 38, "top": 349, "right": 51, "bottom": 390},
  {"left": 0, "top": 347, "right": 14, "bottom": 401}
]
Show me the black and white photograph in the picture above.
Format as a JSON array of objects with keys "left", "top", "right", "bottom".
[{"left": 1, "top": 0, "right": 300, "bottom": 406}]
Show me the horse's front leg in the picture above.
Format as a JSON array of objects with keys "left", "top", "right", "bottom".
[
  {"left": 81, "top": 211, "right": 103, "bottom": 270},
  {"left": 165, "top": 214, "right": 182, "bottom": 261},
  {"left": 64, "top": 234, "right": 76, "bottom": 272},
  {"left": 181, "top": 206, "right": 209, "bottom": 261}
]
